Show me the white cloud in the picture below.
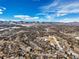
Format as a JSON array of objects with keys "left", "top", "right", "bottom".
[
  {"left": 0, "top": 7, "right": 6, "bottom": 11},
  {"left": 38, "top": 0, "right": 60, "bottom": 22},
  {"left": 14, "top": 15, "right": 53, "bottom": 22},
  {"left": 0, "top": 9, "right": 3, "bottom": 11},
  {"left": 40, "top": 1, "right": 79, "bottom": 17},
  {"left": 38, "top": 0, "right": 59, "bottom": 21},
  {"left": 14, "top": 15, "right": 39, "bottom": 20},
  {"left": 40, "top": 0, "right": 59, "bottom": 13},
  {"left": 0, "top": 7, "right": 6, "bottom": 14},
  {"left": 57, "top": 2, "right": 79, "bottom": 16},
  {"left": 14, "top": 1, "right": 79, "bottom": 22},
  {"left": 0, "top": 12, "right": 3, "bottom": 14},
  {"left": 59, "top": 18, "right": 79, "bottom": 22}
]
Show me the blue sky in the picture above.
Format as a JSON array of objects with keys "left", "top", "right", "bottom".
[{"left": 0, "top": 0, "right": 79, "bottom": 22}]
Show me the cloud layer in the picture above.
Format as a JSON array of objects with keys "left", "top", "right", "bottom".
[
  {"left": 57, "top": 2, "right": 79, "bottom": 16},
  {"left": 0, "top": 7, "right": 6, "bottom": 14},
  {"left": 39, "top": 0, "right": 79, "bottom": 22},
  {"left": 14, "top": 15, "right": 39, "bottom": 21},
  {"left": 13, "top": 0, "right": 79, "bottom": 22}
]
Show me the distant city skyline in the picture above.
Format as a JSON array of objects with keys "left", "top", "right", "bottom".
[{"left": 0, "top": 0, "right": 79, "bottom": 22}]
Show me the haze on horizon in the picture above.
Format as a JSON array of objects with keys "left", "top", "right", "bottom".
[{"left": 0, "top": 0, "right": 79, "bottom": 22}]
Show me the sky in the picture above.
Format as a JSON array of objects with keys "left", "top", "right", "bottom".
[{"left": 0, "top": 0, "right": 79, "bottom": 22}]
